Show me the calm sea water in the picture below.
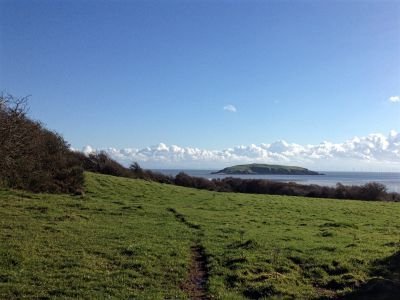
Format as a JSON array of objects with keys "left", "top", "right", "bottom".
[{"left": 153, "top": 169, "right": 400, "bottom": 193}]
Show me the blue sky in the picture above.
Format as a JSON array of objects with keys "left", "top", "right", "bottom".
[{"left": 1, "top": 0, "right": 400, "bottom": 169}]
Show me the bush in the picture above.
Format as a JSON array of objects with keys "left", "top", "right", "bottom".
[
  {"left": 82, "top": 152, "right": 132, "bottom": 178},
  {"left": 0, "top": 94, "right": 84, "bottom": 193},
  {"left": 175, "top": 172, "right": 194, "bottom": 187},
  {"left": 359, "top": 182, "right": 387, "bottom": 201}
]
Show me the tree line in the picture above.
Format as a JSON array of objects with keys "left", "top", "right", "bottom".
[
  {"left": 1, "top": 94, "right": 398, "bottom": 201},
  {"left": 72, "top": 151, "right": 400, "bottom": 202}
]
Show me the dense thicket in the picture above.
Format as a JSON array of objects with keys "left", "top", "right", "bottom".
[
  {"left": 172, "top": 173, "right": 399, "bottom": 201},
  {"left": 75, "top": 152, "right": 133, "bottom": 178},
  {"left": 0, "top": 94, "right": 84, "bottom": 193},
  {"left": 209, "top": 178, "right": 400, "bottom": 201}
]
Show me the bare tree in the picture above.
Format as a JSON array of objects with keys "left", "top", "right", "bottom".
[
  {"left": 0, "top": 94, "right": 32, "bottom": 184},
  {"left": 0, "top": 93, "right": 84, "bottom": 193}
]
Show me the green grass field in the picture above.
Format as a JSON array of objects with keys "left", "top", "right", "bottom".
[{"left": 1, "top": 172, "right": 399, "bottom": 299}]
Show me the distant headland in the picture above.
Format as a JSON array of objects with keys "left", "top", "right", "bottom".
[{"left": 212, "top": 163, "right": 323, "bottom": 175}]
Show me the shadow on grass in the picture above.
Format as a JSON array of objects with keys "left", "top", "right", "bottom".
[{"left": 342, "top": 251, "right": 400, "bottom": 300}]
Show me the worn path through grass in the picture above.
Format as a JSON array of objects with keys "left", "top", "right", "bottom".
[
  {"left": 168, "top": 207, "right": 209, "bottom": 298},
  {"left": 1, "top": 172, "right": 400, "bottom": 299}
]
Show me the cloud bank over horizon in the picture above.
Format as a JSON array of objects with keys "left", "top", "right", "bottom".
[{"left": 81, "top": 130, "right": 400, "bottom": 171}]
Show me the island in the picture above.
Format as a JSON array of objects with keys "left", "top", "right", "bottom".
[{"left": 212, "top": 163, "right": 323, "bottom": 175}]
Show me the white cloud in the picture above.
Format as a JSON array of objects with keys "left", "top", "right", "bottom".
[
  {"left": 389, "top": 96, "right": 400, "bottom": 103},
  {"left": 82, "top": 145, "right": 95, "bottom": 155},
  {"left": 223, "top": 104, "right": 237, "bottom": 112},
  {"left": 81, "top": 131, "right": 400, "bottom": 171}
]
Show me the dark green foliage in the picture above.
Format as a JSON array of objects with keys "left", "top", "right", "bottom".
[{"left": 213, "top": 163, "right": 321, "bottom": 175}]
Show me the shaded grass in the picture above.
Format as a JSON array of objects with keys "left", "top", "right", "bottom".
[{"left": 1, "top": 172, "right": 400, "bottom": 299}]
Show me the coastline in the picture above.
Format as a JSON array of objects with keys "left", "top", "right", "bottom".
[{"left": 153, "top": 169, "right": 400, "bottom": 193}]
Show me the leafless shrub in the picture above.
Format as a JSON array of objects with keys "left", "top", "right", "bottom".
[{"left": 0, "top": 94, "right": 84, "bottom": 193}]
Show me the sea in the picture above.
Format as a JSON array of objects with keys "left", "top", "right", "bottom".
[{"left": 153, "top": 170, "right": 400, "bottom": 193}]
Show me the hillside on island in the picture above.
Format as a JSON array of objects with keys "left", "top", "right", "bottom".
[{"left": 213, "top": 163, "right": 322, "bottom": 175}]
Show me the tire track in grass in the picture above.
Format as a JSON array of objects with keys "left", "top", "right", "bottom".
[{"left": 167, "top": 208, "right": 209, "bottom": 300}]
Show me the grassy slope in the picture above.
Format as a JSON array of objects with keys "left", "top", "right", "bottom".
[{"left": 1, "top": 172, "right": 399, "bottom": 299}]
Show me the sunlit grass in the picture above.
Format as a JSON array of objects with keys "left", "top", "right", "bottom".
[{"left": 1, "top": 172, "right": 399, "bottom": 299}]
